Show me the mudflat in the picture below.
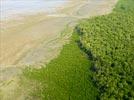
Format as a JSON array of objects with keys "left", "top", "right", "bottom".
[{"left": 0, "top": 0, "right": 117, "bottom": 68}]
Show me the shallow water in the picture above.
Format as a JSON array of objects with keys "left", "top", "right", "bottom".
[{"left": 0, "top": 0, "right": 68, "bottom": 20}]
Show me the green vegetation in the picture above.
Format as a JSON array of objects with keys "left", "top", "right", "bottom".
[
  {"left": 23, "top": 34, "right": 98, "bottom": 100},
  {"left": 23, "top": 0, "right": 134, "bottom": 100},
  {"left": 76, "top": 0, "right": 134, "bottom": 99}
]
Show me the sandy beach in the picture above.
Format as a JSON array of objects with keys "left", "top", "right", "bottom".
[{"left": 0, "top": 0, "right": 118, "bottom": 99}]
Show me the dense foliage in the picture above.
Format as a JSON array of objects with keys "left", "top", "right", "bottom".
[{"left": 76, "top": 0, "right": 134, "bottom": 99}]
